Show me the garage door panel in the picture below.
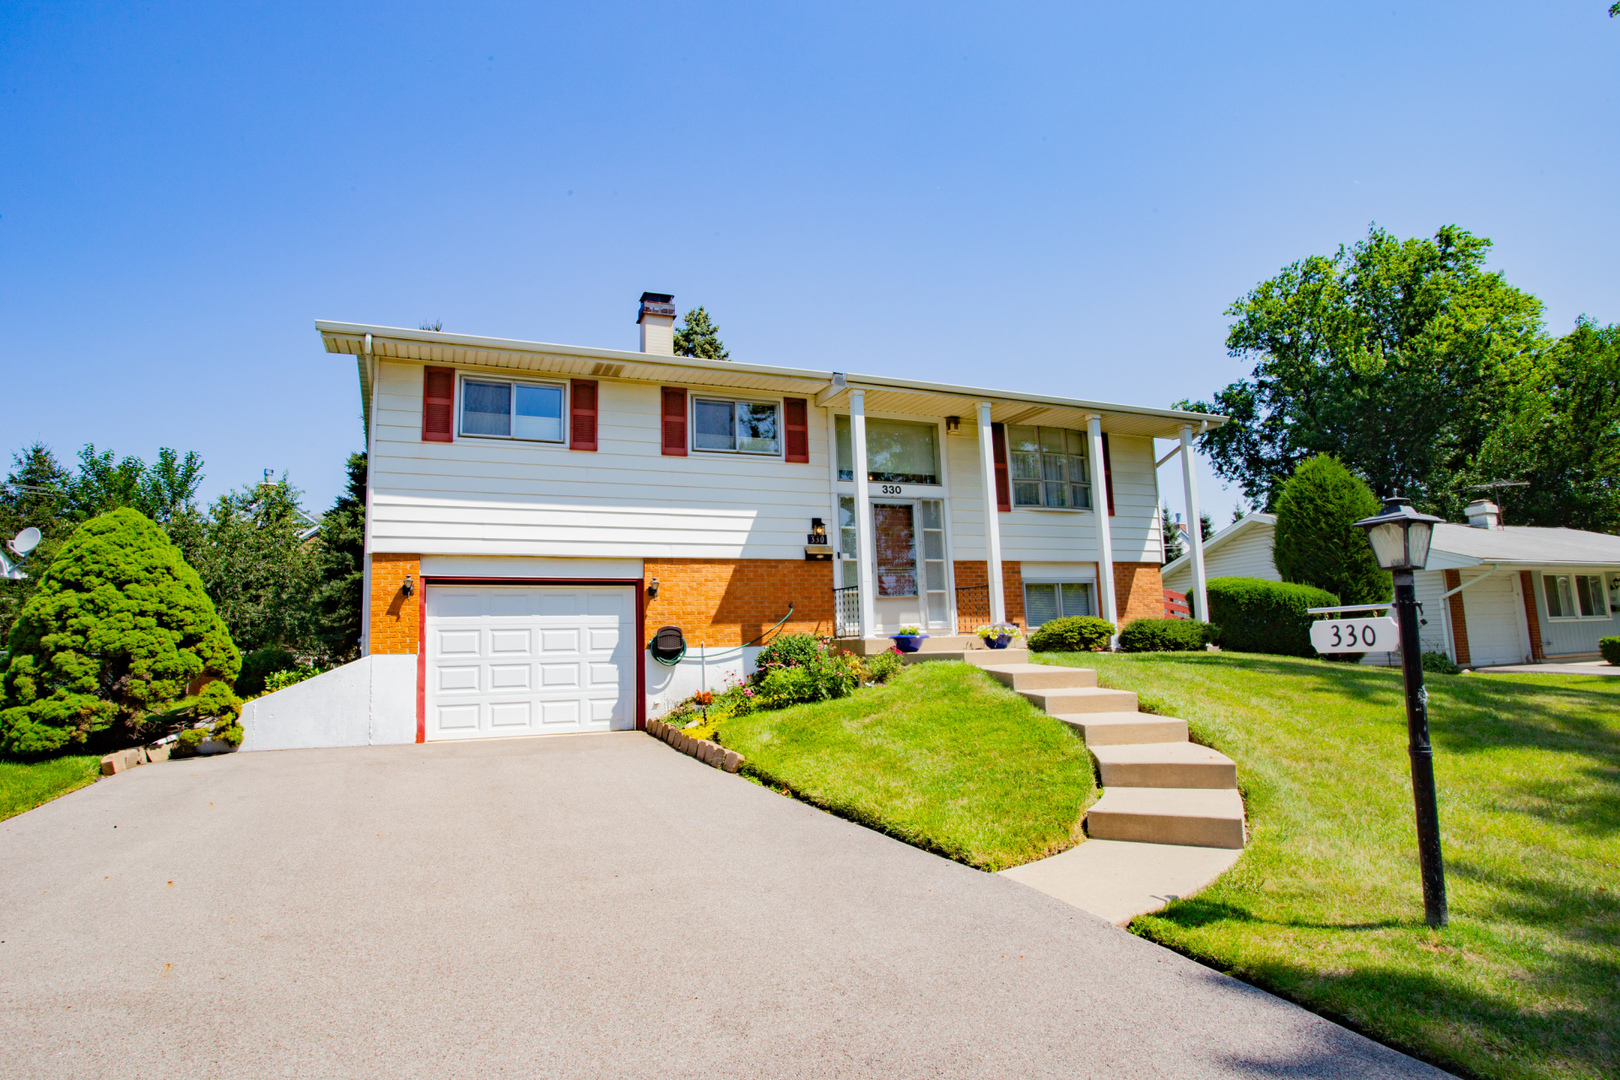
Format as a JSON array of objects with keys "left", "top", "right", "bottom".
[
  {"left": 1462, "top": 574, "right": 1525, "bottom": 666},
  {"left": 426, "top": 585, "right": 635, "bottom": 740}
]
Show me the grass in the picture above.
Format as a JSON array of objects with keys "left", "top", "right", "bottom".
[
  {"left": 1, "top": 755, "right": 101, "bottom": 822},
  {"left": 1034, "top": 650, "right": 1620, "bottom": 1080},
  {"left": 716, "top": 660, "right": 1096, "bottom": 871}
]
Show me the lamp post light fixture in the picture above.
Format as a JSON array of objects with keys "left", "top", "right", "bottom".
[{"left": 1354, "top": 492, "right": 1448, "bottom": 928}]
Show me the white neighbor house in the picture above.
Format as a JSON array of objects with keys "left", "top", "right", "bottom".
[
  {"left": 1163, "top": 501, "right": 1620, "bottom": 666},
  {"left": 240, "top": 293, "right": 1225, "bottom": 751}
]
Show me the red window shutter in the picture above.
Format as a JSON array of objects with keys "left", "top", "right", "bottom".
[
  {"left": 570, "top": 380, "right": 598, "bottom": 451},
  {"left": 991, "top": 422, "right": 1011, "bottom": 512},
  {"left": 1101, "top": 433, "right": 1115, "bottom": 516},
  {"left": 422, "top": 367, "right": 455, "bottom": 443},
  {"left": 783, "top": 397, "right": 809, "bottom": 462},
  {"left": 661, "top": 387, "right": 688, "bottom": 456}
]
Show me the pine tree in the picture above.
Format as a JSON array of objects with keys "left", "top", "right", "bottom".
[
  {"left": 314, "top": 453, "right": 367, "bottom": 663},
  {"left": 673, "top": 307, "right": 730, "bottom": 360},
  {"left": 1272, "top": 454, "right": 1389, "bottom": 605},
  {"left": 0, "top": 508, "right": 240, "bottom": 755}
]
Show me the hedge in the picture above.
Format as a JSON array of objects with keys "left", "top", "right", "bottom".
[
  {"left": 1027, "top": 616, "right": 1115, "bottom": 653},
  {"left": 1206, "top": 577, "right": 1338, "bottom": 658},
  {"left": 1601, "top": 636, "right": 1620, "bottom": 666},
  {"left": 1119, "top": 618, "right": 1215, "bottom": 653}
]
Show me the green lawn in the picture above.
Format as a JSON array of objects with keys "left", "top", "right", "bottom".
[
  {"left": 717, "top": 660, "right": 1096, "bottom": 871},
  {"left": 1, "top": 755, "right": 101, "bottom": 822},
  {"left": 1036, "top": 651, "right": 1619, "bottom": 1080}
]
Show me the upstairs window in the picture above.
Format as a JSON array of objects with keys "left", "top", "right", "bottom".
[
  {"left": 460, "top": 378, "right": 565, "bottom": 442},
  {"left": 1545, "top": 573, "right": 1608, "bottom": 619},
  {"left": 835, "top": 416, "right": 940, "bottom": 485},
  {"left": 1008, "top": 426, "right": 1091, "bottom": 509},
  {"left": 693, "top": 398, "right": 781, "bottom": 454}
]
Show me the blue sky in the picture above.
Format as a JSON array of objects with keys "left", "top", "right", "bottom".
[{"left": 2, "top": 2, "right": 1616, "bottom": 520}]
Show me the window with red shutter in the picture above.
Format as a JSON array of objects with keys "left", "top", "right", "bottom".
[
  {"left": 1101, "top": 433, "right": 1115, "bottom": 516},
  {"left": 783, "top": 398, "right": 809, "bottom": 463},
  {"left": 422, "top": 367, "right": 455, "bottom": 443},
  {"left": 570, "top": 380, "right": 598, "bottom": 451},
  {"left": 991, "top": 422, "right": 1011, "bottom": 512},
  {"left": 661, "top": 387, "right": 688, "bottom": 456}
]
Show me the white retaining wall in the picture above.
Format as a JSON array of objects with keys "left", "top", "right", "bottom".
[
  {"left": 239, "top": 654, "right": 417, "bottom": 752},
  {"left": 645, "top": 646, "right": 762, "bottom": 719}
]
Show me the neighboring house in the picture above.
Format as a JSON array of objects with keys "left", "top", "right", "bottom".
[
  {"left": 1162, "top": 501, "right": 1620, "bottom": 667},
  {"left": 241, "top": 292, "right": 1225, "bottom": 750}
]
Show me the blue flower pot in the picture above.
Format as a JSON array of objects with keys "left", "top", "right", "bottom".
[
  {"left": 984, "top": 634, "right": 1012, "bottom": 650},
  {"left": 891, "top": 634, "right": 927, "bottom": 653}
]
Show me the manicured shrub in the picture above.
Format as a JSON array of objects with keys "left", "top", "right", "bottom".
[
  {"left": 754, "top": 633, "right": 823, "bottom": 673},
  {"left": 1422, "top": 651, "right": 1461, "bottom": 675},
  {"left": 0, "top": 508, "right": 240, "bottom": 756},
  {"left": 236, "top": 646, "right": 297, "bottom": 697},
  {"left": 1600, "top": 636, "right": 1620, "bottom": 666},
  {"left": 1027, "top": 616, "right": 1116, "bottom": 653},
  {"left": 1206, "top": 577, "right": 1338, "bottom": 658},
  {"left": 1119, "top": 618, "right": 1214, "bottom": 653},
  {"left": 1272, "top": 454, "right": 1391, "bottom": 605}
]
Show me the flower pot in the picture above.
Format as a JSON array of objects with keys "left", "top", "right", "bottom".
[
  {"left": 891, "top": 634, "right": 927, "bottom": 653},
  {"left": 983, "top": 634, "right": 1012, "bottom": 650}
]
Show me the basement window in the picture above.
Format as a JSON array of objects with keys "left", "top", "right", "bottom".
[{"left": 1024, "top": 581, "right": 1095, "bottom": 627}]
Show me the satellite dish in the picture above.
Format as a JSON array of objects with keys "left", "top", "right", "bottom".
[{"left": 10, "top": 527, "right": 41, "bottom": 557}]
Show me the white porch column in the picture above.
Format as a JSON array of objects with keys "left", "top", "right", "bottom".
[
  {"left": 1087, "top": 414, "right": 1117, "bottom": 630},
  {"left": 1179, "top": 423, "right": 1209, "bottom": 622},
  {"left": 977, "top": 402, "right": 1006, "bottom": 624},
  {"left": 850, "top": 390, "right": 878, "bottom": 638}
]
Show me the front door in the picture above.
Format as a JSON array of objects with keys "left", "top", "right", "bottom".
[{"left": 873, "top": 502, "right": 923, "bottom": 632}]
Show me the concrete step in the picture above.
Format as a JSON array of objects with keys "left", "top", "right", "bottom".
[
  {"left": 1059, "top": 712, "right": 1189, "bottom": 746},
  {"left": 980, "top": 663, "right": 1097, "bottom": 692},
  {"left": 1090, "top": 742, "right": 1237, "bottom": 790},
  {"left": 1000, "top": 839, "right": 1244, "bottom": 927},
  {"left": 1086, "top": 787, "right": 1246, "bottom": 849},
  {"left": 1019, "top": 686, "right": 1138, "bottom": 715},
  {"left": 902, "top": 649, "right": 1029, "bottom": 667}
]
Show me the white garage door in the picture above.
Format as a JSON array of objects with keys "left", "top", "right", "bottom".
[
  {"left": 425, "top": 585, "right": 635, "bottom": 740},
  {"left": 1460, "top": 572, "right": 1526, "bottom": 667}
]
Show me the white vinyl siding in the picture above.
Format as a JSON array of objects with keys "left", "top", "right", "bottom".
[{"left": 1161, "top": 520, "right": 1281, "bottom": 592}]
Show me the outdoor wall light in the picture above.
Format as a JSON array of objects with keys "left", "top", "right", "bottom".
[
  {"left": 647, "top": 577, "right": 660, "bottom": 599},
  {"left": 811, "top": 517, "right": 827, "bottom": 538},
  {"left": 401, "top": 574, "right": 415, "bottom": 598},
  {"left": 945, "top": 416, "right": 961, "bottom": 434}
]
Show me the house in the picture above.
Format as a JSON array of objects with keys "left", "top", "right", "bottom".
[
  {"left": 240, "top": 293, "right": 1225, "bottom": 750},
  {"left": 1162, "top": 501, "right": 1620, "bottom": 667}
]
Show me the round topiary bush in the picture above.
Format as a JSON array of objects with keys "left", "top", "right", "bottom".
[
  {"left": 0, "top": 508, "right": 241, "bottom": 756},
  {"left": 1205, "top": 577, "right": 1338, "bottom": 657},
  {"left": 1118, "top": 618, "right": 1215, "bottom": 653},
  {"left": 1027, "top": 616, "right": 1116, "bottom": 653},
  {"left": 1600, "top": 636, "right": 1620, "bottom": 666}
]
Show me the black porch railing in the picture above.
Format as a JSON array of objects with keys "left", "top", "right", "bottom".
[{"left": 832, "top": 585, "right": 861, "bottom": 639}]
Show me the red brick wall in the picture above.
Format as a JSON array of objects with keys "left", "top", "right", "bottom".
[
  {"left": 1445, "top": 569, "right": 1472, "bottom": 667},
  {"left": 953, "top": 560, "right": 1026, "bottom": 632},
  {"left": 642, "top": 559, "right": 835, "bottom": 647},
  {"left": 368, "top": 553, "right": 421, "bottom": 655},
  {"left": 1520, "top": 570, "right": 1545, "bottom": 662},
  {"left": 1113, "top": 562, "right": 1164, "bottom": 629}
]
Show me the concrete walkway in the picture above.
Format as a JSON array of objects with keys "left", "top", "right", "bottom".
[
  {"left": 1477, "top": 659, "right": 1620, "bottom": 676},
  {"left": 0, "top": 734, "right": 1450, "bottom": 1079}
]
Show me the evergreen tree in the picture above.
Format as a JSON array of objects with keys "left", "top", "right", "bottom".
[
  {"left": 0, "top": 508, "right": 240, "bottom": 755},
  {"left": 673, "top": 307, "right": 730, "bottom": 360},
  {"left": 192, "top": 475, "right": 320, "bottom": 654},
  {"left": 1161, "top": 506, "right": 1186, "bottom": 564},
  {"left": 0, "top": 444, "right": 75, "bottom": 645},
  {"left": 314, "top": 453, "right": 367, "bottom": 662},
  {"left": 1271, "top": 454, "right": 1389, "bottom": 605}
]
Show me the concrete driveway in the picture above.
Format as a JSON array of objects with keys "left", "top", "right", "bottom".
[{"left": 0, "top": 734, "right": 1449, "bottom": 1079}]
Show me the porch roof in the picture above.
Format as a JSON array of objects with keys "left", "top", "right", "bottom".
[{"left": 318, "top": 320, "right": 1227, "bottom": 441}]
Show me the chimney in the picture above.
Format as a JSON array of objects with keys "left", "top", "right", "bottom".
[
  {"left": 1465, "top": 499, "right": 1501, "bottom": 530},
  {"left": 637, "top": 292, "right": 676, "bottom": 355}
]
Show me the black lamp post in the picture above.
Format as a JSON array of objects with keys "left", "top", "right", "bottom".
[{"left": 1355, "top": 492, "right": 1448, "bottom": 928}]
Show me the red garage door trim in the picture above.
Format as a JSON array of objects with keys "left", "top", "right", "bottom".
[{"left": 415, "top": 577, "right": 647, "bottom": 743}]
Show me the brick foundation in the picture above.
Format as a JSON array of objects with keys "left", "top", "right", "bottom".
[
  {"left": 642, "top": 559, "right": 835, "bottom": 647},
  {"left": 952, "top": 560, "right": 1026, "bottom": 631},
  {"left": 1444, "top": 569, "right": 1471, "bottom": 667},
  {"left": 368, "top": 554, "right": 421, "bottom": 655},
  {"left": 1113, "top": 562, "right": 1164, "bottom": 629},
  {"left": 1519, "top": 570, "right": 1545, "bottom": 662}
]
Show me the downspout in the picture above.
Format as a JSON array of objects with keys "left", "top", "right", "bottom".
[{"left": 359, "top": 333, "right": 377, "bottom": 658}]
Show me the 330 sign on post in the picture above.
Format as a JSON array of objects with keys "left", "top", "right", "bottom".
[{"left": 1310, "top": 617, "right": 1398, "bottom": 653}]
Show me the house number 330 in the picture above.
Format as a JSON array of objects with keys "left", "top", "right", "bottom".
[{"left": 880, "top": 485, "right": 903, "bottom": 495}]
